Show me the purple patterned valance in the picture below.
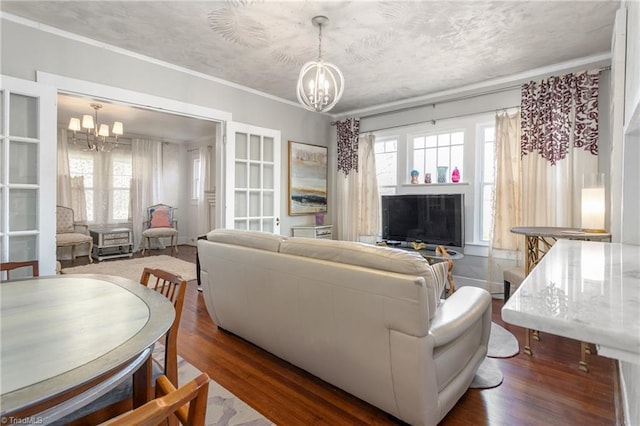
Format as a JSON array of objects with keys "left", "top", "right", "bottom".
[
  {"left": 336, "top": 117, "right": 360, "bottom": 175},
  {"left": 520, "top": 70, "right": 599, "bottom": 165}
]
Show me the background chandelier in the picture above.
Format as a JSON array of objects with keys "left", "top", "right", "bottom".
[
  {"left": 68, "top": 103, "right": 123, "bottom": 152},
  {"left": 296, "top": 16, "right": 344, "bottom": 113}
]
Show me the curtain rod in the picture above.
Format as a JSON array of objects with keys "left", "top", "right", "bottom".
[
  {"left": 331, "top": 65, "right": 611, "bottom": 127},
  {"left": 358, "top": 105, "right": 521, "bottom": 134}
]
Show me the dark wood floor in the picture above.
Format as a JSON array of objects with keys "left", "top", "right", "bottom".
[{"left": 64, "top": 246, "right": 618, "bottom": 425}]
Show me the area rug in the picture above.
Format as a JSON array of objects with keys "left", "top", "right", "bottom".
[
  {"left": 153, "top": 345, "right": 274, "bottom": 425},
  {"left": 61, "top": 255, "right": 197, "bottom": 282},
  {"left": 469, "top": 322, "right": 519, "bottom": 389}
]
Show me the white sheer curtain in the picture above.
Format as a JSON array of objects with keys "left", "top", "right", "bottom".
[
  {"left": 335, "top": 134, "right": 380, "bottom": 242},
  {"left": 131, "top": 138, "right": 164, "bottom": 251},
  {"left": 56, "top": 128, "right": 72, "bottom": 208},
  {"left": 487, "top": 112, "right": 522, "bottom": 285},
  {"left": 196, "top": 145, "right": 212, "bottom": 235},
  {"left": 490, "top": 112, "right": 522, "bottom": 253},
  {"left": 57, "top": 128, "right": 87, "bottom": 221}
]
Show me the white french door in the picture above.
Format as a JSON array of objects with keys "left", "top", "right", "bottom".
[
  {"left": 1, "top": 75, "right": 57, "bottom": 277},
  {"left": 224, "top": 122, "right": 281, "bottom": 233}
]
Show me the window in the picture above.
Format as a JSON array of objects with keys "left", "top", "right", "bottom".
[
  {"left": 479, "top": 125, "right": 495, "bottom": 242},
  {"left": 374, "top": 138, "right": 397, "bottom": 195},
  {"left": 68, "top": 147, "right": 132, "bottom": 224},
  {"left": 412, "top": 131, "right": 464, "bottom": 183}
]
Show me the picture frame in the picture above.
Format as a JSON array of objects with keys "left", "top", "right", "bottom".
[{"left": 288, "top": 141, "right": 328, "bottom": 215}]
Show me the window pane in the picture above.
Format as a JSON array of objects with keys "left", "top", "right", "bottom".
[
  {"left": 235, "top": 162, "right": 247, "bottom": 188},
  {"left": 235, "top": 133, "right": 247, "bottom": 159},
  {"left": 249, "top": 135, "right": 261, "bottom": 161},
  {"left": 451, "top": 131, "right": 464, "bottom": 145},
  {"left": 9, "top": 189, "right": 37, "bottom": 231},
  {"left": 484, "top": 127, "right": 495, "bottom": 141},
  {"left": 484, "top": 143, "right": 494, "bottom": 182},
  {"left": 9, "top": 141, "right": 38, "bottom": 184},
  {"left": 413, "top": 137, "right": 425, "bottom": 149},
  {"left": 413, "top": 149, "right": 425, "bottom": 176},
  {"left": 263, "top": 137, "right": 274, "bottom": 162},
  {"left": 113, "top": 189, "right": 129, "bottom": 221},
  {"left": 451, "top": 146, "right": 464, "bottom": 178},
  {"left": 437, "top": 147, "right": 449, "bottom": 166},
  {"left": 437, "top": 133, "right": 450, "bottom": 146},
  {"left": 425, "top": 135, "right": 437, "bottom": 148},
  {"left": 385, "top": 140, "right": 397, "bottom": 152},
  {"left": 425, "top": 153, "right": 437, "bottom": 179},
  {"left": 375, "top": 152, "right": 397, "bottom": 186},
  {"left": 482, "top": 185, "right": 494, "bottom": 241}
]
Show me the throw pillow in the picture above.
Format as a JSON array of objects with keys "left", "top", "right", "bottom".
[{"left": 150, "top": 208, "right": 171, "bottom": 228}]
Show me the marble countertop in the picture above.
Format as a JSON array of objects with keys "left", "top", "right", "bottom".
[{"left": 502, "top": 240, "right": 640, "bottom": 364}]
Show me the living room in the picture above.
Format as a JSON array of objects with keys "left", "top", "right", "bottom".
[{"left": 1, "top": 1, "right": 639, "bottom": 425}]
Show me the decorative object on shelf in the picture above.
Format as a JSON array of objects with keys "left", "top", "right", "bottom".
[
  {"left": 437, "top": 166, "right": 448, "bottom": 183},
  {"left": 424, "top": 173, "right": 431, "bottom": 184},
  {"left": 289, "top": 141, "right": 328, "bottom": 215},
  {"left": 296, "top": 16, "right": 344, "bottom": 113},
  {"left": 410, "top": 169, "right": 419, "bottom": 184},
  {"left": 315, "top": 212, "right": 325, "bottom": 226},
  {"left": 451, "top": 166, "right": 460, "bottom": 183},
  {"left": 68, "top": 103, "right": 123, "bottom": 152},
  {"left": 411, "top": 241, "right": 426, "bottom": 250}
]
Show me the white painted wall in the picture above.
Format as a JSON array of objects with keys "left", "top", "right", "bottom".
[{"left": 0, "top": 16, "right": 332, "bottom": 239}]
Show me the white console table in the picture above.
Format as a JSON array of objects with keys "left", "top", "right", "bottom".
[
  {"left": 502, "top": 240, "right": 640, "bottom": 365},
  {"left": 291, "top": 225, "right": 332, "bottom": 239}
]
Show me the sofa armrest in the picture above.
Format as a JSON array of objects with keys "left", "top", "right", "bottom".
[
  {"left": 73, "top": 223, "right": 89, "bottom": 234},
  {"left": 428, "top": 286, "right": 491, "bottom": 347}
]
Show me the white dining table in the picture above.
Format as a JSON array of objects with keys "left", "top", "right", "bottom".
[{"left": 0, "top": 274, "right": 175, "bottom": 423}]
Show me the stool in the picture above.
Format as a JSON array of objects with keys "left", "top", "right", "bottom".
[{"left": 503, "top": 267, "right": 525, "bottom": 301}]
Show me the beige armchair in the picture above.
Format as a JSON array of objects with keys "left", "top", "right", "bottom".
[
  {"left": 142, "top": 204, "right": 178, "bottom": 256},
  {"left": 56, "top": 205, "right": 93, "bottom": 263}
]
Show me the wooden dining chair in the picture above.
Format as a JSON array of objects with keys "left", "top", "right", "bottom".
[
  {"left": 1, "top": 260, "right": 39, "bottom": 281},
  {"left": 102, "top": 373, "right": 209, "bottom": 426},
  {"left": 140, "top": 267, "right": 188, "bottom": 387},
  {"left": 59, "top": 268, "right": 189, "bottom": 425}
]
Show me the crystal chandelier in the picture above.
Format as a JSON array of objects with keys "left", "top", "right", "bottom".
[
  {"left": 296, "top": 16, "right": 344, "bottom": 113},
  {"left": 68, "top": 103, "right": 123, "bottom": 152}
]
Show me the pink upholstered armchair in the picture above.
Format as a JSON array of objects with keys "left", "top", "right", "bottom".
[{"left": 142, "top": 204, "right": 178, "bottom": 256}]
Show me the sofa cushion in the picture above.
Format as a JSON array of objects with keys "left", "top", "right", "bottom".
[
  {"left": 280, "top": 238, "right": 445, "bottom": 316},
  {"left": 206, "top": 229, "right": 286, "bottom": 252}
]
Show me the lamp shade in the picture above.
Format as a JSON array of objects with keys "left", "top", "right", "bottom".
[
  {"left": 98, "top": 124, "right": 109, "bottom": 137},
  {"left": 581, "top": 173, "right": 605, "bottom": 232},
  {"left": 112, "top": 121, "right": 123, "bottom": 135},
  {"left": 68, "top": 117, "right": 81, "bottom": 132},
  {"left": 82, "top": 114, "right": 94, "bottom": 130}
]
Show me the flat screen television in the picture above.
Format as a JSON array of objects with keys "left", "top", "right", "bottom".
[{"left": 381, "top": 194, "right": 464, "bottom": 249}]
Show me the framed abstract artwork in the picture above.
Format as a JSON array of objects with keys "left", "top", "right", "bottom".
[{"left": 288, "top": 141, "right": 328, "bottom": 215}]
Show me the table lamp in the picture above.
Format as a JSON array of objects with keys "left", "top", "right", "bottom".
[{"left": 581, "top": 173, "right": 606, "bottom": 232}]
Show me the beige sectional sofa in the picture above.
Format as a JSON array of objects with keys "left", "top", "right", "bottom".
[{"left": 197, "top": 229, "right": 491, "bottom": 425}]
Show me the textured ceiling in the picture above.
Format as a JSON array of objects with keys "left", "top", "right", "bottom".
[{"left": 1, "top": 1, "right": 620, "bottom": 115}]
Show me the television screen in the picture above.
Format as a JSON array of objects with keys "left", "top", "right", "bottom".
[{"left": 381, "top": 194, "right": 464, "bottom": 248}]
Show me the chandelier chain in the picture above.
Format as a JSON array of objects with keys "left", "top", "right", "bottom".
[{"left": 317, "top": 23, "right": 323, "bottom": 61}]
